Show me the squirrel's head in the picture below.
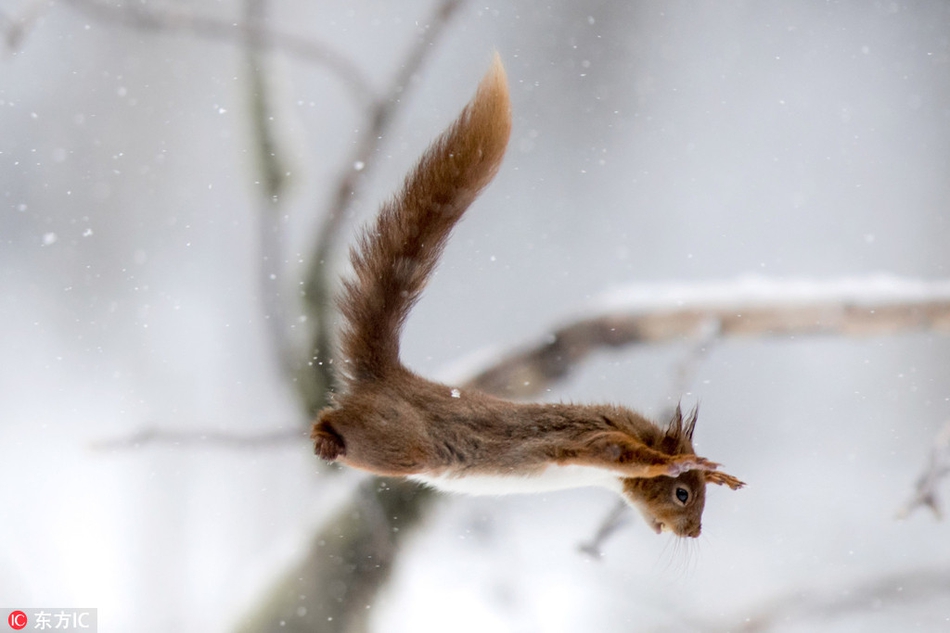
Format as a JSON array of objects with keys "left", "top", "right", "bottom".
[
  {"left": 623, "top": 470, "right": 707, "bottom": 538},
  {"left": 622, "top": 406, "right": 707, "bottom": 538}
]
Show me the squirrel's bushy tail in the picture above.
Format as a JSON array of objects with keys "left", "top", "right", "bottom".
[{"left": 337, "top": 56, "right": 512, "bottom": 383}]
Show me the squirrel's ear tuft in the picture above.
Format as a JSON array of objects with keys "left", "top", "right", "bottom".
[
  {"left": 683, "top": 405, "right": 698, "bottom": 441},
  {"left": 665, "top": 404, "right": 698, "bottom": 446}
]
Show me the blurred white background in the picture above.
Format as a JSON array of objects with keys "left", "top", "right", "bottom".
[{"left": 1, "top": 1, "right": 949, "bottom": 631}]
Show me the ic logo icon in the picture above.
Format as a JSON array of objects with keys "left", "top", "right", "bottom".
[{"left": 7, "top": 611, "right": 27, "bottom": 630}]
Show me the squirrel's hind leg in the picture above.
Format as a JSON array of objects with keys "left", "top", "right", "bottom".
[{"left": 311, "top": 414, "right": 346, "bottom": 461}]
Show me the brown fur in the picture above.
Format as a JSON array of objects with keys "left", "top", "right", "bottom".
[{"left": 312, "top": 56, "right": 743, "bottom": 538}]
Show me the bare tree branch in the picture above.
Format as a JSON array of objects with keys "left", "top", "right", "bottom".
[
  {"left": 240, "top": 0, "right": 301, "bottom": 389},
  {"left": 59, "top": 0, "right": 375, "bottom": 107},
  {"left": 898, "top": 419, "right": 950, "bottom": 519}
]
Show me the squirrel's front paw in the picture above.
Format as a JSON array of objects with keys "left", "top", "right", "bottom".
[
  {"left": 705, "top": 470, "right": 746, "bottom": 489},
  {"left": 665, "top": 454, "right": 719, "bottom": 477}
]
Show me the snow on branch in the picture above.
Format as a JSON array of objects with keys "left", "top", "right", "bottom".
[{"left": 466, "top": 275, "right": 950, "bottom": 398}]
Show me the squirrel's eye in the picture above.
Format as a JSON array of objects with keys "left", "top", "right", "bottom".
[{"left": 675, "top": 487, "right": 689, "bottom": 504}]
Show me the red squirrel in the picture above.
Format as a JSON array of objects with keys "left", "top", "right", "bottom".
[{"left": 312, "top": 55, "right": 744, "bottom": 538}]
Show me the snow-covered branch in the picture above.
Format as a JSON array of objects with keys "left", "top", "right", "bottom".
[
  {"left": 466, "top": 275, "right": 950, "bottom": 398},
  {"left": 100, "top": 275, "right": 950, "bottom": 449}
]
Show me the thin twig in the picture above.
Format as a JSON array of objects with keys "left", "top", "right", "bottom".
[
  {"left": 577, "top": 499, "right": 631, "bottom": 559},
  {"left": 241, "top": 0, "right": 299, "bottom": 386},
  {"left": 668, "top": 316, "right": 720, "bottom": 400},
  {"left": 1, "top": 0, "right": 48, "bottom": 52},
  {"left": 59, "top": 0, "right": 375, "bottom": 107},
  {"left": 897, "top": 419, "right": 950, "bottom": 519},
  {"left": 651, "top": 566, "right": 950, "bottom": 633},
  {"left": 91, "top": 427, "right": 306, "bottom": 451},
  {"left": 298, "top": 0, "right": 466, "bottom": 416}
]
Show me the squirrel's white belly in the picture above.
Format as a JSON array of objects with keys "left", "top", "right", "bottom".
[{"left": 409, "top": 464, "right": 624, "bottom": 496}]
